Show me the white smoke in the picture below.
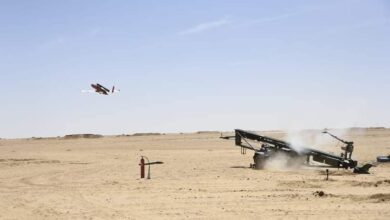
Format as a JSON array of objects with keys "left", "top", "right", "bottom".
[
  {"left": 284, "top": 128, "right": 365, "bottom": 158},
  {"left": 263, "top": 152, "right": 305, "bottom": 171}
]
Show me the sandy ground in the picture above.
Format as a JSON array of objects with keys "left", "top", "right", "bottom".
[{"left": 0, "top": 128, "right": 390, "bottom": 219}]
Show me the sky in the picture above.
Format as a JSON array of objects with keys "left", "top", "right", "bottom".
[{"left": 0, "top": 0, "right": 389, "bottom": 138}]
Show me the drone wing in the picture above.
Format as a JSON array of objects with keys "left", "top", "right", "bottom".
[{"left": 97, "top": 84, "right": 110, "bottom": 93}]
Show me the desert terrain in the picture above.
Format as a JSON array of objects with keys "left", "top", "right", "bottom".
[{"left": 0, "top": 128, "right": 389, "bottom": 219}]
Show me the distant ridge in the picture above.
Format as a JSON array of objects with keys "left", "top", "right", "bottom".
[
  {"left": 196, "top": 131, "right": 220, "bottom": 134},
  {"left": 131, "top": 133, "right": 162, "bottom": 136},
  {"left": 64, "top": 134, "right": 103, "bottom": 139}
]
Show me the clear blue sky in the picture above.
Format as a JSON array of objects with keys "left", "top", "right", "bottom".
[{"left": 0, "top": 0, "right": 389, "bottom": 138}]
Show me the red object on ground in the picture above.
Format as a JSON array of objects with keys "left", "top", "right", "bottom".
[{"left": 140, "top": 158, "right": 145, "bottom": 178}]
